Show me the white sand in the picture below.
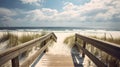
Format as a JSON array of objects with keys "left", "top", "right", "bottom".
[{"left": 47, "top": 32, "right": 74, "bottom": 56}]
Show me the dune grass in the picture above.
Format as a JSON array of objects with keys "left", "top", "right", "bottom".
[
  {"left": 18, "top": 34, "right": 42, "bottom": 43},
  {"left": 0, "top": 31, "right": 56, "bottom": 67},
  {"left": 6, "top": 33, "right": 42, "bottom": 47},
  {"left": 0, "top": 31, "right": 47, "bottom": 58},
  {"left": 63, "top": 35, "right": 75, "bottom": 48},
  {"left": 0, "top": 32, "right": 10, "bottom": 43},
  {"left": 89, "top": 35, "right": 120, "bottom": 66},
  {"left": 7, "top": 33, "right": 19, "bottom": 48},
  {"left": 19, "top": 32, "right": 48, "bottom": 58},
  {"left": 63, "top": 33, "right": 120, "bottom": 67},
  {"left": 108, "top": 38, "right": 120, "bottom": 45},
  {"left": 87, "top": 34, "right": 120, "bottom": 66}
]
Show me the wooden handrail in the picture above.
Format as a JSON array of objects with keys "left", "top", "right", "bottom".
[
  {"left": 0, "top": 32, "right": 57, "bottom": 67},
  {"left": 75, "top": 33, "right": 120, "bottom": 67}
]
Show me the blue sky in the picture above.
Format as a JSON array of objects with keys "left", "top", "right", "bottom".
[{"left": 0, "top": 0, "right": 120, "bottom": 29}]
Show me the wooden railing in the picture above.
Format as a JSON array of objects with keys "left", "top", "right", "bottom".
[
  {"left": 0, "top": 32, "right": 57, "bottom": 67},
  {"left": 75, "top": 33, "right": 120, "bottom": 67}
]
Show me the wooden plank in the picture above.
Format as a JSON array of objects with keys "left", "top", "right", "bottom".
[
  {"left": 82, "top": 41, "right": 86, "bottom": 58},
  {"left": 12, "top": 56, "right": 19, "bottom": 67},
  {"left": 71, "top": 46, "right": 83, "bottom": 67},
  {"left": 0, "top": 32, "right": 57, "bottom": 66},
  {"left": 76, "top": 34, "right": 120, "bottom": 60},
  {"left": 35, "top": 53, "right": 74, "bottom": 67},
  {"left": 76, "top": 43, "right": 107, "bottom": 67}
]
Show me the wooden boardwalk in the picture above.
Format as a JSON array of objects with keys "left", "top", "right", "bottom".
[
  {"left": 35, "top": 52, "right": 74, "bottom": 67},
  {"left": 1, "top": 32, "right": 120, "bottom": 67},
  {"left": 33, "top": 33, "right": 77, "bottom": 67},
  {"left": 32, "top": 46, "right": 83, "bottom": 67}
]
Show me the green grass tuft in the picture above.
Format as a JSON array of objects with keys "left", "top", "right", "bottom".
[
  {"left": 7, "top": 33, "right": 19, "bottom": 48},
  {"left": 63, "top": 35, "right": 75, "bottom": 48},
  {"left": 0, "top": 32, "right": 10, "bottom": 43}
]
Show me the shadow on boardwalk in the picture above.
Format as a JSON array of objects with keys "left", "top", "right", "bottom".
[
  {"left": 71, "top": 46, "right": 83, "bottom": 67},
  {"left": 31, "top": 52, "right": 45, "bottom": 67}
]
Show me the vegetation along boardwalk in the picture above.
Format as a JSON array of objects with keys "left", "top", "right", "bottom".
[
  {"left": 33, "top": 33, "right": 83, "bottom": 67},
  {"left": 0, "top": 32, "right": 120, "bottom": 67}
]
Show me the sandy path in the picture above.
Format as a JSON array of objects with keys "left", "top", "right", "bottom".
[
  {"left": 47, "top": 32, "right": 74, "bottom": 56},
  {"left": 34, "top": 32, "right": 75, "bottom": 67}
]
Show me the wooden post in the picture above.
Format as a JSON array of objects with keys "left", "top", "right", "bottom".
[
  {"left": 104, "top": 33, "right": 106, "bottom": 41},
  {"left": 82, "top": 41, "right": 86, "bottom": 58},
  {"left": 40, "top": 41, "right": 46, "bottom": 48},
  {"left": 12, "top": 56, "right": 19, "bottom": 67},
  {"left": 109, "top": 33, "right": 113, "bottom": 41},
  {"left": 50, "top": 36, "right": 53, "bottom": 40},
  {"left": 108, "top": 58, "right": 118, "bottom": 67},
  {"left": 75, "top": 34, "right": 77, "bottom": 42},
  {"left": 41, "top": 41, "right": 47, "bottom": 53}
]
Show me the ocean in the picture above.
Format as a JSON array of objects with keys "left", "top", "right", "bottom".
[{"left": 0, "top": 27, "right": 120, "bottom": 31}]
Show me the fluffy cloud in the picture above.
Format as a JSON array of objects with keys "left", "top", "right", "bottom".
[
  {"left": 0, "top": 0, "right": 120, "bottom": 27},
  {"left": 24, "top": 8, "right": 58, "bottom": 22},
  {"left": 62, "top": 0, "right": 119, "bottom": 22},
  {"left": 42, "top": 8, "right": 58, "bottom": 16},
  {"left": 0, "top": 8, "right": 17, "bottom": 16},
  {"left": 0, "top": 8, "right": 29, "bottom": 26},
  {"left": 20, "top": 0, "right": 42, "bottom": 6},
  {"left": 63, "top": 3, "right": 76, "bottom": 11}
]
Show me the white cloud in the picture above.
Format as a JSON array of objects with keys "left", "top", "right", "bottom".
[
  {"left": 19, "top": 0, "right": 120, "bottom": 23},
  {"left": 63, "top": 2, "right": 77, "bottom": 11},
  {"left": 0, "top": 8, "right": 17, "bottom": 16},
  {"left": 62, "top": 0, "right": 120, "bottom": 22},
  {"left": 0, "top": 0, "right": 120, "bottom": 27},
  {"left": 20, "top": 0, "right": 43, "bottom": 6},
  {"left": 42, "top": 8, "right": 58, "bottom": 16}
]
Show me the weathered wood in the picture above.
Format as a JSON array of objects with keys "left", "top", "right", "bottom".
[
  {"left": 35, "top": 53, "right": 74, "bottom": 67},
  {"left": 76, "top": 43, "right": 107, "bottom": 67},
  {"left": 76, "top": 34, "right": 120, "bottom": 60},
  {"left": 75, "top": 34, "right": 77, "bottom": 42},
  {"left": 0, "top": 32, "right": 57, "bottom": 67},
  {"left": 40, "top": 41, "right": 46, "bottom": 48},
  {"left": 82, "top": 41, "right": 86, "bottom": 58},
  {"left": 20, "top": 41, "right": 49, "bottom": 67},
  {"left": 12, "top": 56, "right": 19, "bottom": 67},
  {"left": 51, "top": 32, "right": 57, "bottom": 42}
]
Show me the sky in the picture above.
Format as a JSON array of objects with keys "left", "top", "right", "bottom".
[{"left": 0, "top": 0, "right": 120, "bottom": 29}]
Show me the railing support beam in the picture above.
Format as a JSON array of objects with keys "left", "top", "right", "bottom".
[
  {"left": 0, "top": 32, "right": 57, "bottom": 67},
  {"left": 75, "top": 33, "right": 120, "bottom": 67},
  {"left": 12, "top": 56, "right": 19, "bottom": 67},
  {"left": 82, "top": 41, "right": 86, "bottom": 58}
]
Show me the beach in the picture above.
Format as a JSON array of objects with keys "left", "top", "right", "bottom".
[{"left": 0, "top": 30, "right": 120, "bottom": 67}]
